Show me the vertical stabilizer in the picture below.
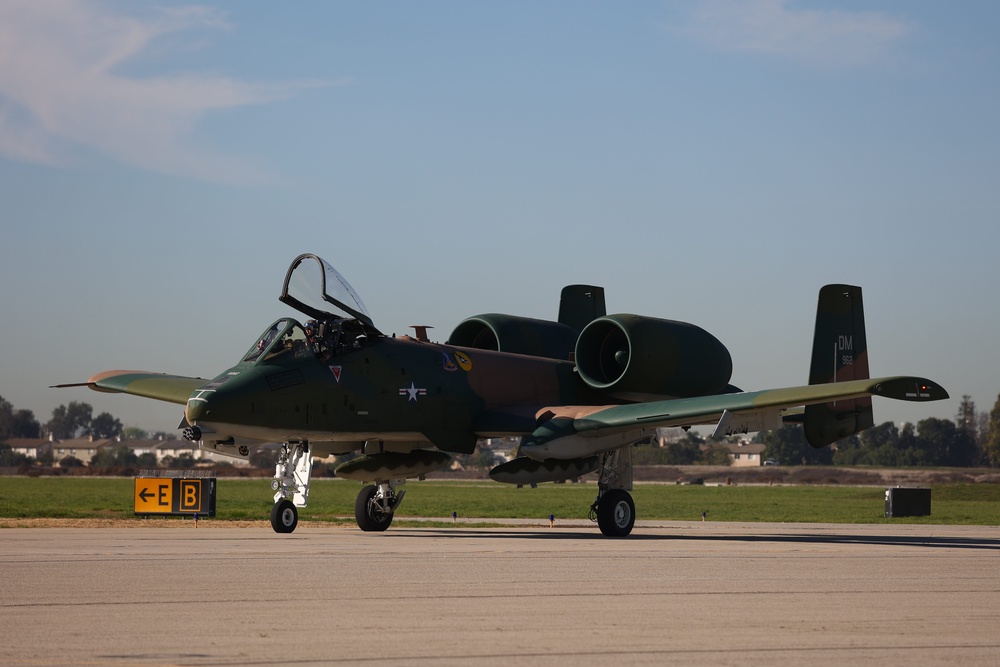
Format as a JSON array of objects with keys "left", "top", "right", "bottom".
[
  {"left": 804, "top": 284, "right": 874, "bottom": 447},
  {"left": 558, "top": 285, "right": 606, "bottom": 331}
]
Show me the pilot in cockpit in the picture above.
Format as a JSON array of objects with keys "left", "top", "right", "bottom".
[
  {"left": 304, "top": 318, "right": 335, "bottom": 360},
  {"left": 305, "top": 320, "right": 319, "bottom": 351}
]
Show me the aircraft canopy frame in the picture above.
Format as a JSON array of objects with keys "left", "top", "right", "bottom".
[{"left": 279, "top": 253, "right": 381, "bottom": 335}]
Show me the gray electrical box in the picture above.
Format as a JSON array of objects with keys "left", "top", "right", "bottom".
[{"left": 885, "top": 487, "right": 931, "bottom": 517}]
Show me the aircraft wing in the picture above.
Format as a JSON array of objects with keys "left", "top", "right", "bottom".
[
  {"left": 519, "top": 376, "right": 948, "bottom": 459},
  {"left": 52, "top": 370, "right": 207, "bottom": 405}
]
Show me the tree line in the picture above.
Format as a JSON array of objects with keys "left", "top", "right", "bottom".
[
  {"left": 0, "top": 396, "right": 126, "bottom": 441},
  {"left": 760, "top": 394, "right": 1000, "bottom": 467},
  {"left": 0, "top": 396, "right": 151, "bottom": 467}
]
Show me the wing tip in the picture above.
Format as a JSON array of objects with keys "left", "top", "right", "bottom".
[{"left": 873, "top": 377, "right": 949, "bottom": 402}]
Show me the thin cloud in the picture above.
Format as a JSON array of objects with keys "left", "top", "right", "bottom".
[
  {"left": 681, "top": 0, "right": 916, "bottom": 68},
  {"left": 0, "top": 0, "right": 334, "bottom": 185}
]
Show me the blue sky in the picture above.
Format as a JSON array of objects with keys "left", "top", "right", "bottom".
[{"left": 1, "top": 0, "right": 997, "bottom": 434}]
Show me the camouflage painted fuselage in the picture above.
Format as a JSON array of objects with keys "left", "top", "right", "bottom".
[{"left": 185, "top": 332, "right": 606, "bottom": 456}]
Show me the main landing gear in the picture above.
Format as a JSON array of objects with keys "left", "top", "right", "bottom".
[
  {"left": 270, "top": 440, "right": 638, "bottom": 537},
  {"left": 355, "top": 481, "right": 405, "bottom": 532},
  {"left": 588, "top": 446, "right": 636, "bottom": 537}
]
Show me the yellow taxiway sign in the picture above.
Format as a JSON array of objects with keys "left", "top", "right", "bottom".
[{"left": 134, "top": 477, "right": 216, "bottom": 516}]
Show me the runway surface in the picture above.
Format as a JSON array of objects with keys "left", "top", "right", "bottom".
[{"left": 3, "top": 521, "right": 1000, "bottom": 666}]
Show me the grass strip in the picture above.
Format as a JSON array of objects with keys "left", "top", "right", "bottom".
[{"left": 1, "top": 478, "right": 998, "bottom": 525}]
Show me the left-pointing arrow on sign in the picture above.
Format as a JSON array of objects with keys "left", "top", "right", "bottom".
[{"left": 134, "top": 479, "right": 172, "bottom": 512}]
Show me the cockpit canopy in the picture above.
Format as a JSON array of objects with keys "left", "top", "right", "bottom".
[
  {"left": 280, "top": 253, "right": 382, "bottom": 337},
  {"left": 242, "top": 319, "right": 311, "bottom": 364}
]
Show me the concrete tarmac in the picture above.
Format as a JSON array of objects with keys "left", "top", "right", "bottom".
[{"left": 2, "top": 521, "right": 999, "bottom": 666}]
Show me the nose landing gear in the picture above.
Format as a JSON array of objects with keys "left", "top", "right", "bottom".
[
  {"left": 271, "top": 499, "right": 298, "bottom": 533},
  {"left": 270, "top": 442, "right": 312, "bottom": 534}
]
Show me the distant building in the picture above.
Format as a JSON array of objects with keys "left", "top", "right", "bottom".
[
  {"left": 4, "top": 434, "right": 250, "bottom": 468},
  {"left": 128, "top": 439, "right": 163, "bottom": 461},
  {"left": 724, "top": 442, "right": 766, "bottom": 467},
  {"left": 55, "top": 436, "right": 114, "bottom": 466},
  {"left": 6, "top": 438, "right": 50, "bottom": 461}
]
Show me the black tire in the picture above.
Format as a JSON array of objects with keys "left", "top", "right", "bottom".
[
  {"left": 270, "top": 499, "right": 298, "bottom": 534},
  {"left": 596, "top": 489, "right": 635, "bottom": 537},
  {"left": 355, "top": 485, "right": 393, "bottom": 532}
]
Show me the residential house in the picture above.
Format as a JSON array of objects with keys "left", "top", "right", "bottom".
[
  {"left": 725, "top": 442, "right": 767, "bottom": 467},
  {"left": 5, "top": 438, "right": 51, "bottom": 462},
  {"left": 54, "top": 436, "right": 114, "bottom": 466}
]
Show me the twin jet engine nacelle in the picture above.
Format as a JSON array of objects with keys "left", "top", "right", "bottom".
[
  {"left": 448, "top": 314, "right": 578, "bottom": 361},
  {"left": 575, "top": 314, "right": 732, "bottom": 400},
  {"left": 448, "top": 312, "right": 733, "bottom": 401}
]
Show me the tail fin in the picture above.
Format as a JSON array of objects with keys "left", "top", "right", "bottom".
[
  {"left": 558, "top": 285, "right": 606, "bottom": 332},
  {"left": 804, "top": 284, "right": 874, "bottom": 447}
]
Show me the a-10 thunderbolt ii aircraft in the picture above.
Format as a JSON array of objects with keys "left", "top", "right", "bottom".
[{"left": 58, "top": 253, "right": 947, "bottom": 536}]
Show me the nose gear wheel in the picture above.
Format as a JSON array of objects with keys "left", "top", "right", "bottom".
[{"left": 270, "top": 499, "right": 298, "bottom": 533}]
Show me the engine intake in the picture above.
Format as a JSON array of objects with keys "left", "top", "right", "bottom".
[{"left": 575, "top": 315, "right": 732, "bottom": 400}]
